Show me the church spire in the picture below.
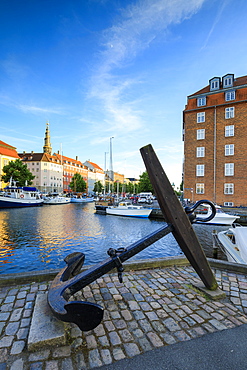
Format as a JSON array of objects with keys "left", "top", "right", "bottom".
[{"left": 43, "top": 122, "right": 52, "bottom": 154}]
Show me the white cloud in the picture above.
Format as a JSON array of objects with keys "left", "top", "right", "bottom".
[
  {"left": 89, "top": 0, "right": 206, "bottom": 135},
  {"left": 18, "top": 104, "right": 62, "bottom": 115}
]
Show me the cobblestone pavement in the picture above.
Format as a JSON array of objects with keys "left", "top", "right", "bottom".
[{"left": 1, "top": 264, "right": 247, "bottom": 369}]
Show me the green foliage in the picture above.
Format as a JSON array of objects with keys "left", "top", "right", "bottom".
[
  {"left": 138, "top": 171, "right": 153, "bottom": 193},
  {"left": 125, "top": 182, "right": 139, "bottom": 194},
  {"left": 2, "top": 159, "right": 35, "bottom": 186},
  {"left": 93, "top": 181, "right": 103, "bottom": 193},
  {"left": 70, "top": 173, "right": 87, "bottom": 192}
]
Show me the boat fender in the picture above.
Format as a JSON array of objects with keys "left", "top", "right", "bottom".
[{"left": 20, "top": 194, "right": 24, "bottom": 198}]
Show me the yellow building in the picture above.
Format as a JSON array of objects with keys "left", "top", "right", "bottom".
[{"left": 0, "top": 141, "right": 19, "bottom": 189}]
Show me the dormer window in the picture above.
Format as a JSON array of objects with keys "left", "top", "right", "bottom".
[
  {"left": 223, "top": 74, "right": 234, "bottom": 88},
  {"left": 197, "top": 97, "right": 206, "bottom": 107},
  {"left": 209, "top": 77, "right": 220, "bottom": 91}
]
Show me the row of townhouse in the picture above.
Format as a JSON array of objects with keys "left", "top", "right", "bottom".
[
  {"left": 18, "top": 151, "right": 105, "bottom": 194},
  {"left": 0, "top": 124, "right": 124, "bottom": 194},
  {"left": 183, "top": 73, "right": 247, "bottom": 207}
]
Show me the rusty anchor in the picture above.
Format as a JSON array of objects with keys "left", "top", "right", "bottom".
[{"left": 48, "top": 144, "right": 217, "bottom": 331}]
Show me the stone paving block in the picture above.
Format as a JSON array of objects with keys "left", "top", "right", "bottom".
[
  {"left": 88, "top": 348, "right": 102, "bottom": 368},
  {"left": 27, "top": 293, "right": 66, "bottom": 351},
  {"left": 10, "top": 340, "right": 25, "bottom": 355}
]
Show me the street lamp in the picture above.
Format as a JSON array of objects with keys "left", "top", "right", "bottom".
[
  {"left": 104, "top": 152, "right": 108, "bottom": 196},
  {"left": 109, "top": 137, "right": 114, "bottom": 192}
]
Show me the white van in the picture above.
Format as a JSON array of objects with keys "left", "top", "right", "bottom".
[{"left": 138, "top": 192, "right": 153, "bottom": 204}]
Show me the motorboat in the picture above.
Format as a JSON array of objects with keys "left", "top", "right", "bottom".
[
  {"left": 0, "top": 184, "right": 43, "bottom": 208},
  {"left": 217, "top": 225, "right": 247, "bottom": 264},
  {"left": 43, "top": 193, "right": 71, "bottom": 205},
  {"left": 194, "top": 204, "right": 239, "bottom": 225},
  {"left": 70, "top": 195, "right": 94, "bottom": 203},
  {"left": 106, "top": 201, "right": 152, "bottom": 218}
]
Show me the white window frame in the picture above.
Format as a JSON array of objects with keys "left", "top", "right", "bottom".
[
  {"left": 225, "top": 107, "right": 234, "bottom": 119},
  {"left": 196, "top": 164, "right": 204, "bottom": 177},
  {"left": 196, "top": 147, "right": 205, "bottom": 157},
  {"left": 225, "top": 163, "right": 234, "bottom": 176},
  {"left": 223, "top": 75, "right": 233, "bottom": 88},
  {"left": 225, "top": 125, "right": 234, "bottom": 137},
  {"left": 197, "top": 112, "right": 205, "bottom": 123},
  {"left": 225, "top": 91, "right": 235, "bottom": 101},
  {"left": 196, "top": 183, "right": 204, "bottom": 194},
  {"left": 225, "top": 144, "right": 234, "bottom": 156},
  {"left": 224, "top": 183, "right": 234, "bottom": 195},
  {"left": 197, "top": 129, "right": 205, "bottom": 140},
  {"left": 197, "top": 97, "right": 206, "bottom": 107},
  {"left": 224, "top": 202, "right": 234, "bottom": 207},
  {"left": 210, "top": 78, "right": 220, "bottom": 91}
]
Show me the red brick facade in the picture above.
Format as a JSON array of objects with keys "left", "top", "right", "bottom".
[{"left": 183, "top": 74, "right": 247, "bottom": 207}]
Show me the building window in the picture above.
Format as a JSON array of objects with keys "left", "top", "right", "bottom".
[
  {"left": 196, "top": 147, "right": 205, "bottom": 157},
  {"left": 196, "top": 183, "right": 204, "bottom": 194},
  {"left": 197, "top": 112, "right": 205, "bottom": 123},
  {"left": 225, "top": 107, "right": 234, "bottom": 119},
  {"left": 225, "top": 125, "right": 234, "bottom": 137},
  {"left": 197, "top": 97, "right": 206, "bottom": 107},
  {"left": 223, "top": 74, "right": 234, "bottom": 88},
  {"left": 225, "top": 91, "right": 235, "bottom": 101},
  {"left": 225, "top": 144, "right": 234, "bottom": 156},
  {"left": 225, "top": 163, "right": 234, "bottom": 176},
  {"left": 224, "top": 183, "right": 234, "bottom": 194},
  {"left": 224, "top": 202, "right": 234, "bottom": 207},
  {"left": 210, "top": 77, "right": 220, "bottom": 91},
  {"left": 196, "top": 164, "right": 204, "bottom": 176},
  {"left": 197, "top": 129, "right": 205, "bottom": 140}
]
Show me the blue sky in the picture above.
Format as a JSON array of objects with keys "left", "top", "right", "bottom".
[{"left": 1, "top": 0, "right": 247, "bottom": 187}]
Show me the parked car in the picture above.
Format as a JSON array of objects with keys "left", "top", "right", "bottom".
[{"left": 138, "top": 196, "right": 153, "bottom": 204}]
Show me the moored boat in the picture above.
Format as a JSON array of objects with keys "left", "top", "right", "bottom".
[
  {"left": 43, "top": 193, "right": 71, "bottom": 205},
  {"left": 106, "top": 201, "right": 152, "bottom": 218},
  {"left": 0, "top": 185, "right": 43, "bottom": 208},
  {"left": 70, "top": 195, "right": 94, "bottom": 203},
  {"left": 194, "top": 204, "right": 239, "bottom": 225},
  {"left": 217, "top": 225, "right": 247, "bottom": 264}
]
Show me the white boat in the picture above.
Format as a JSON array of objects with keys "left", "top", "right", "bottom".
[
  {"left": 217, "top": 225, "right": 247, "bottom": 264},
  {"left": 70, "top": 196, "right": 94, "bottom": 203},
  {"left": 195, "top": 204, "right": 239, "bottom": 225},
  {"left": 43, "top": 193, "right": 71, "bottom": 205},
  {"left": 0, "top": 184, "right": 43, "bottom": 208},
  {"left": 106, "top": 201, "right": 152, "bottom": 218}
]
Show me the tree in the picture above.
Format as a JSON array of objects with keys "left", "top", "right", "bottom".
[
  {"left": 69, "top": 173, "right": 87, "bottom": 192},
  {"left": 138, "top": 171, "right": 154, "bottom": 193},
  {"left": 93, "top": 181, "right": 103, "bottom": 193},
  {"left": 2, "top": 159, "right": 35, "bottom": 186}
]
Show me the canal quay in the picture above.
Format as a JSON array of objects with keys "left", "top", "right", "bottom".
[
  {"left": 1, "top": 202, "right": 247, "bottom": 369},
  {"left": 1, "top": 256, "right": 247, "bottom": 369}
]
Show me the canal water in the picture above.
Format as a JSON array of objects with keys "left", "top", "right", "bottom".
[{"left": 0, "top": 203, "right": 229, "bottom": 275}]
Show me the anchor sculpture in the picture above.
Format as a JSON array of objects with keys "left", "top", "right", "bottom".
[{"left": 48, "top": 144, "right": 218, "bottom": 331}]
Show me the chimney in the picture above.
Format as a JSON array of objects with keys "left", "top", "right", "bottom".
[{"left": 76, "top": 156, "right": 78, "bottom": 161}]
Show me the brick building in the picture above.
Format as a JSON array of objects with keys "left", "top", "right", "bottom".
[{"left": 183, "top": 73, "right": 247, "bottom": 207}]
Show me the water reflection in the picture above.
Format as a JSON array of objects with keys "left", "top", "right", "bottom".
[{"left": 0, "top": 203, "right": 229, "bottom": 274}]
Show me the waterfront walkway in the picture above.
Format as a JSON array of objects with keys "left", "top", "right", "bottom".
[{"left": 1, "top": 258, "right": 247, "bottom": 369}]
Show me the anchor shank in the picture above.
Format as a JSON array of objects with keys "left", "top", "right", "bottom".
[{"left": 140, "top": 144, "right": 218, "bottom": 290}]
